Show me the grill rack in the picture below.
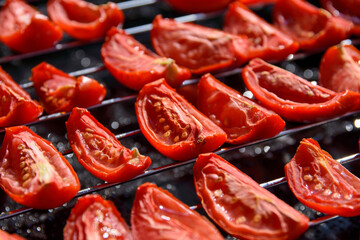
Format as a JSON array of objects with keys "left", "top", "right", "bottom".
[{"left": 1, "top": 0, "right": 360, "bottom": 239}]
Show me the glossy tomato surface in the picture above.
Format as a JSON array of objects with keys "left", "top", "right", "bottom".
[
  {"left": 47, "top": 0, "right": 124, "bottom": 41},
  {"left": 319, "top": 44, "right": 360, "bottom": 93},
  {"left": 66, "top": 107, "right": 151, "bottom": 183},
  {"left": 101, "top": 27, "right": 190, "bottom": 91},
  {"left": 197, "top": 73, "right": 285, "bottom": 144},
  {"left": 0, "top": 0, "right": 62, "bottom": 53},
  {"left": 273, "top": 0, "right": 353, "bottom": 51},
  {"left": 193, "top": 153, "right": 309, "bottom": 240},
  {"left": 164, "top": 0, "right": 232, "bottom": 13},
  {"left": 151, "top": 15, "right": 249, "bottom": 74},
  {"left": 242, "top": 58, "right": 360, "bottom": 122},
  {"left": 0, "top": 67, "right": 43, "bottom": 127},
  {"left": 31, "top": 62, "right": 106, "bottom": 114},
  {"left": 285, "top": 138, "right": 360, "bottom": 217},
  {"left": 0, "top": 229, "right": 25, "bottom": 240},
  {"left": 224, "top": 1, "right": 298, "bottom": 61},
  {"left": 64, "top": 194, "right": 132, "bottom": 240},
  {"left": 0, "top": 126, "right": 80, "bottom": 209},
  {"left": 135, "top": 78, "right": 227, "bottom": 161},
  {"left": 131, "top": 182, "right": 224, "bottom": 240}
]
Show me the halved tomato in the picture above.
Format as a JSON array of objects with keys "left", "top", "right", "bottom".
[
  {"left": 273, "top": 0, "right": 353, "bottom": 51},
  {"left": 164, "top": 0, "right": 232, "bottom": 13},
  {"left": 0, "top": 0, "right": 62, "bottom": 53},
  {"left": 193, "top": 153, "right": 309, "bottom": 239},
  {"left": 0, "top": 67, "right": 43, "bottom": 127},
  {"left": 131, "top": 182, "right": 224, "bottom": 240},
  {"left": 135, "top": 78, "right": 227, "bottom": 161},
  {"left": 151, "top": 15, "right": 249, "bottom": 74},
  {"left": 47, "top": 0, "right": 124, "bottom": 41},
  {"left": 63, "top": 194, "right": 132, "bottom": 240},
  {"left": 285, "top": 138, "right": 360, "bottom": 217},
  {"left": 31, "top": 62, "right": 106, "bottom": 114},
  {"left": 66, "top": 107, "right": 151, "bottom": 183},
  {"left": 101, "top": 27, "right": 191, "bottom": 91},
  {"left": 197, "top": 73, "right": 285, "bottom": 144},
  {"left": 0, "top": 126, "right": 80, "bottom": 209}
]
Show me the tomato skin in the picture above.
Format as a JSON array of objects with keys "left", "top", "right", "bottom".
[
  {"left": 131, "top": 182, "right": 224, "bottom": 240},
  {"left": 193, "top": 153, "right": 309, "bottom": 240},
  {"left": 197, "top": 73, "right": 285, "bottom": 144},
  {"left": 223, "top": 1, "right": 298, "bottom": 61},
  {"left": 64, "top": 194, "right": 132, "bottom": 240},
  {"left": 66, "top": 107, "right": 151, "bottom": 183},
  {"left": 47, "top": 0, "right": 124, "bottom": 41},
  {"left": 135, "top": 78, "right": 227, "bottom": 161},
  {"left": 319, "top": 44, "right": 360, "bottom": 93},
  {"left": 151, "top": 15, "right": 249, "bottom": 75},
  {"left": 285, "top": 138, "right": 360, "bottom": 217},
  {"left": 0, "top": 230, "right": 25, "bottom": 240},
  {"left": 165, "top": 0, "right": 232, "bottom": 13},
  {"left": 242, "top": 58, "right": 360, "bottom": 122},
  {"left": 0, "top": 67, "right": 43, "bottom": 127},
  {"left": 0, "top": 0, "right": 62, "bottom": 53},
  {"left": 101, "top": 27, "right": 191, "bottom": 91},
  {"left": 273, "top": 0, "right": 353, "bottom": 51},
  {"left": 31, "top": 62, "right": 106, "bottom": 114},
  {"left": 0, "top": 126, "right": 80, "bottom": 209}
]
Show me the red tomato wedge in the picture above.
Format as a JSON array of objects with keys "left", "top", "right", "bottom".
[
  {"left": 31, "top": 62, "right": 106, "bottom": 114},
  {"left": 285, "top": 138, "right": 360, "bottom": 217},
  {"left": 319, "top": 44, "right": 360, "bottom": 93},
  {"left": 197, "top": 73, "right": 285, "bottom": 144},
  {"left": 0, "top": 0, "right": 62, "bottom": 53},
  {"left": 135, "top": 78, "right": 227, "bottom": 161},
  {"left": 273, "top": 0, "right": 353, "bottom": 51},
  {"left": 0, "top": 229, "right": 25, "bottom": 240},
  {"left": 66, "top": 107, "right": 151, "bottom": 183},
  {"left": 0, "top": 126, "right": 80, "bottom": 209},
  {"left": 239, "top": 0, "right": 276, "bottom": 5},
  {"left": 164, "top": 0, "right": 232, "bottom": 13},
  {"left": 131, "top": 182, "right": 224, "bottom": 240},
  {"left": 0, "top": 67, "right": 43, "bottom": 127},
  {"left": 47, "top": 0, "right": 124, "bottom": 41},
  {"left": 151, "top": 15, "right": 249, "bottom": 74},
  {"left": 242, "top": 58, "right": 360, "bottom": 122},
  {"left": 101, "top": 27, "right": 191, "bottom": 91},
  {"left": 321, "top": 0, "right": 360, "bottom": 36},
  {"left": 63, "top": 194, "right": 132, "bottom": 240},
  {"left": 193, "top": 153, "right": 309, "bottom": 240},
  {"left": 223, "top": 1, "right": 298, "bottom": 61}
]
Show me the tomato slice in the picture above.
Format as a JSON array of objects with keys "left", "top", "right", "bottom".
[
  {"left": 223, "top": 1, "right": 298, "bottom": 61},
  {"left": 0, "top": 0, "right": 62, "bottom": 53},
  {"left": 151, "top": 15, "right": 249, "bottom": 75},
  {"left": 242, "top": 58, "right": 360, "bottom": 122},
  {"left": 135, "top": 78, "right": 227, "bottom": 161},
  {"left": 197, "top": 73, "right": 285, "bottom": 144},
  {"left": 273, "top": 0, "right": 353, "bottom": 51},
  {"left": 0, "top": 126, "right": 80, "bottom": 209},
  {"left": 321, "top": 0, "right": 360, "bottom": 35},
  {"left": 193, "top": 153, "right": 309, "bottom": 240},
  {"left": 131, "top": 182, "right": 224, "bottom": 240},
  {"left": 47, "top": 0, "right": 124, "bottom": 41},
  {"left": 64, "top": 194, "right": 132, "bottom": 240},
  {"left": 0, "top": 229, "right": 25, "bottom": 240},
  {"left": 285, "top": 138, "right": 360, "bottom": 217},
  {"left": 66, "top": 107, "right": 151, "bottom": 183},
  {"left": 319, "top": 44, "right": 360, "bottom": 93},
  {"left": 101, "top": 27, "right": 191, "bottom": 91},
  {"left": 0, "top": 67, "right": 43, "bottom": 127},
  {"left": 164, "top": 0, "right": 232, "bottom": 13},
  {"left": 31, "top": 62, "right": 106, "bottom": 114}
]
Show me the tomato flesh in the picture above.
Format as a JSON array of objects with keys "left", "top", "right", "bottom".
[
  {"left": 64, "top": 194, "right": 132, "bottom": 240},
  {"left": 135, "top": 78, "right": 227, "bottom": 161},
  {"left": 66, "top": 107, "right": 151, "bottom": 183},
  {"left": 0, "top": 229, "right": 25, "bottom": 240},
  {"left": 0, "top": 126, "right": 80, "bottom": 209},
  {"left": 131, "top": 182, "right": 224, "bottom": 240},
  {"left": 193, "top": 153, "right": 309, "bottom": 240},
  {"left": 285, "top": 138, "right": 360, "bottom": 217}
]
